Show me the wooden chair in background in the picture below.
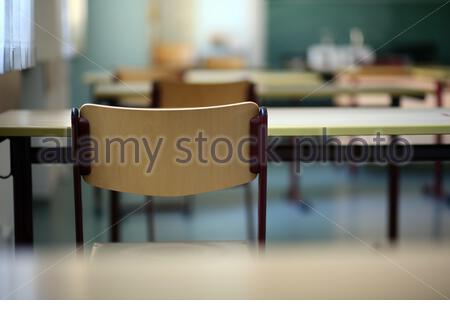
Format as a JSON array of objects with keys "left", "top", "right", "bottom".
[
  {"left": 202, "top": 56, "right": 246, "bottom": 70},
  {"left": 152, "top": 42, "right": 194, "bottom": 70},
  {"left": 335, "top": 65, "right": 414, "bottom": 106},
  {"left": 113, "top": 67, "right": 181, "bottom": 107},
  {"left": 152, "top": 80, "right": 256, "bottom": 107},
  {"left": 115, "top": 68, "right": 181, "bottom": 83},
  {"left": 71, "top": 103, "right": 267, "bottom": 253}
]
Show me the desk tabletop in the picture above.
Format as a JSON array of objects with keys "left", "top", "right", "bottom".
[
  {"left": 268, "top": 107, "right": 450, "bottom": 136},
  {"left": 94, "top": 82, "right": 152, "bottom": 100},
  {"left": 83, "top": 69, "right": 323, "bottom": 86},
  {"left": 2, "top": 244, "right": 449, "bottom": 299},
  {"left": 1, "top": 107, "right": 449, "bottom": 137},
  {"left": 93, "top": 82, "right": 434, "bottom": 101},
  {"left": 257, "top": 83, "right": 433, "bottom": 99},
  {"left": 0, "top": 109, "right": 71, "bottom": 137},
  {"left": 83, "top": 70, "right": 116, "bottom": 85},
  {"left": 412, "top": 66, "right": 450, "bottom": 82}
]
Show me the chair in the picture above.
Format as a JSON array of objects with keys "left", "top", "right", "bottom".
[
  {"left": 352, "top": 65, "right": 412, "bottom": 77},
  {"left": 71, "top": 103, "right": 267, "bottom": 253},
  {"left": 203, "top": 56, "right": 246, "bottom": 70},
  {"left": 115, "top": 68, "right": 181, "bottom": 83},
  {"left": 113, "top": 67, "right": 181, "bottom": 107},
  {"left": 335, "top": 65, "right": 414, "bottom": 107},
  {"left": 152, "top": 42, "right": 194, "bottom": 70},
  {"left": 152, "top": 80, "right": 257, "bottom": 108}
]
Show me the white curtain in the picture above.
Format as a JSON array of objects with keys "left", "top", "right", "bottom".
[{"left": 0, "top": 0, "right": 35, "bottom": 74}]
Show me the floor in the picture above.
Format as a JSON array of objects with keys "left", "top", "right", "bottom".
[{"left": 27, "top": 162, "right": 450, "bottom": 251}]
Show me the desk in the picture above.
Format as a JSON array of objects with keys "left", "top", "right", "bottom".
[
  {"left": 2, "top": 244, "right": 450, "bottom": 299},
  {"left": 83, "top": 69, "right": 323, "bottom": 86},
  {"left": 93, "top": 82, "right": 433, "bottom": 104},
  {"left": 412, "top": 66, "right": 450, "bottom": 82},
  {"left": 0, "top": 110, "right": 71, "bottom": 246},
  {"left": 0, "top": 110, "right": 71, "bottom": 137},
  {"left": 84, "top": 67, "right": 450, "bottom": 85},
  {"left": 268, "top": 107, "right": 450, "bottom": 136},
  {"left": 3, "top": 107, "right": 449, "bottom": 137},
  {"left": 85, "top": 68, "right": 435, "bottom": 107},
  {"left": 1, "top": 107, "right": 450, "bottom": 247}
]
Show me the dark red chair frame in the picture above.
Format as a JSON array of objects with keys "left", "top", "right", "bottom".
[{"left": 71, "top": 106, "right": 267, "bottom": 250}]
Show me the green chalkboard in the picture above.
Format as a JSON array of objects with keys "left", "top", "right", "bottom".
[{"left": 266, "top": 0, "right": 450, "bottom": 67}]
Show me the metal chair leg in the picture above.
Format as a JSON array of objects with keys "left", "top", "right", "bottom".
[
  {"left": 244, "top": 183, "right": 255, "bottom": 241},
  {"left": 110, "top": 191, "right": 120, "bottom": 242},
  {"left": 146, "top": 196, "right": 155, "bottom": 241},
  {"left": 288, "top": 137, "right": 300, "bottom": 201},
  {"left": 183, "top": 196, "right": 194, "bottom": 216},
  {"left": 258, "top": 163, "right": 267, "bottom": 248}
]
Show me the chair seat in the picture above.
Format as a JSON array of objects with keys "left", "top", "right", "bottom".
[{"left": 90, "top": 241, "right": 251, "bottom": 261}]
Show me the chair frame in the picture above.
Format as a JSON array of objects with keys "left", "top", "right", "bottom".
[{"left": 71, "top": 105, "right": 267, "bottom": 249}]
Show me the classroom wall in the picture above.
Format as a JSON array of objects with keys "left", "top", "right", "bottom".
[
  {"left": 0, "top": 72, "right": 19, "bottom": 242},
  {"left": 267, "top": 0, "right": 450, "bottom": 67},
  {"left": 70, "top": 0, "right": 267, "bottom": 107},
  {"left": 70, "top": 0, "right": 151, "bottom": 107},
  {"left": 195, "top": 0, "right": 266, "bottom": 66}
]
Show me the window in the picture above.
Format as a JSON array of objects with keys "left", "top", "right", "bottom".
[
  {"left": 61, "top": 0, "right": 87, "bottom": 58},
  {"left": 0, "top": 0, "right": 35, "bottom": 74}
]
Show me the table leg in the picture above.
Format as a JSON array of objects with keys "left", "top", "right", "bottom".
[
  {"left": 288, "top": 137, "right": 300, "bottom": 201},
  {"left": 424, "top": 80, "right": 445, "bottom": 198},
  {"left": 433, "top": 82, "right": 445, "bottom": 196},
  {"left": 10, "top": 137, "right": 34, "bottom": 247},
  {"left": 388, "top": 96, "right": 400, "bottom": 244},
  {"left": 426, "top": 133, "right": 444, "bottom": 198},
  {"left": 388, "top": 163, "right": 399, "bottom": 244},
  {"left": 390, "top": 95, "right": 401, "bottom": 107}
]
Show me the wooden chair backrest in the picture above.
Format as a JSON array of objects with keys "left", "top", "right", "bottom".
[
  {"left": 79, "top": 102, "right": 259, "bottom": 196},
  {"left": 152, "top": 43, "right": 194, "bottom": 69},
  {"left": 115, "top": 68, "right": 179, "bottom": 83},
  {"left": 153, "top": 81, "right": 255, "bottom": 108},
  {"left": 353, "top": 66, "right": 412, "bottom": 76},
  {"left": 203, "top": 56, "right": 246, "bottom": 69}
]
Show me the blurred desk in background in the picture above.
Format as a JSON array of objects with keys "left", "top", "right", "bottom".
[
  {"left": 83, "top": 66, "right": 450, "bottom": 87},
  {"left": 86, "top": 67, "right": 445, "bottom": 107},
  {"left": 83, "top": 69, "right": 322, "bottom": 86},
  {"left": 92, "top": 81, "right": 433, "bottom": 106}
]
